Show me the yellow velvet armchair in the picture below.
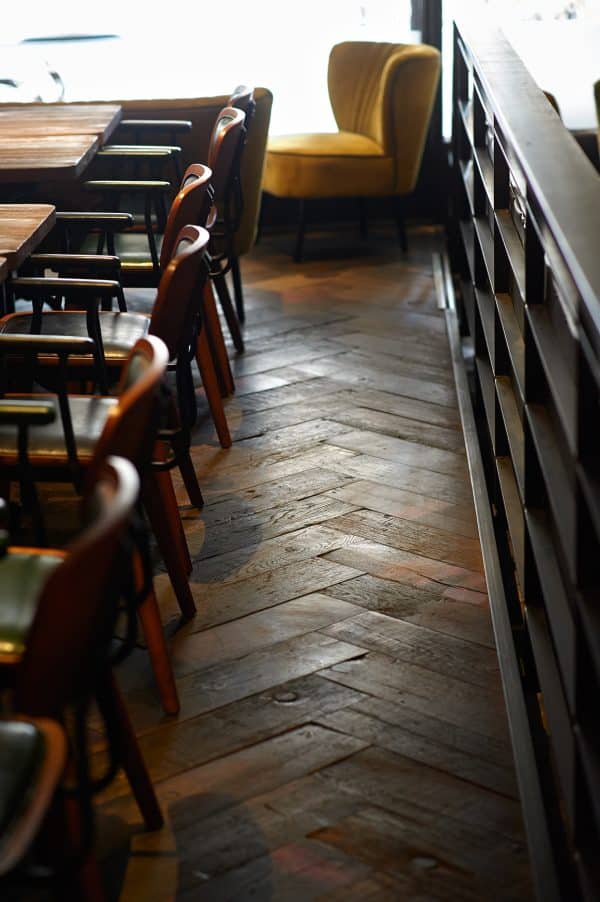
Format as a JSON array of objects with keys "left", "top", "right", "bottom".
[{"left": 263, "top": 41, "right": 441, "bottom": 261}]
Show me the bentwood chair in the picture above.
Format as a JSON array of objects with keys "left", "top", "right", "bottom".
[
  {"left": 0, "top": 455, "right": 165, "bottom": 899},
  {"left": 214, "top": 87, "right": 257, "bottom": 325},
  {"left": 0, "top": 336, "right": 184, "bottom": 715},
  {"left": 263, "top": 41, "right": 441, "bottom": 261}
]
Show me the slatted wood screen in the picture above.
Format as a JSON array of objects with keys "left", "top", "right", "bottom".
[{"left": 449, "top": 20, "right": 600, "bottom": 902}]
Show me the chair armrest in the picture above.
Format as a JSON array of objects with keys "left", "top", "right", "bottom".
[
  {"left": 83, "top": 180, "right": 172, "bottom": 194},
  {"left": 0, "top": 334, "right": 96, "bottom": 357},
  {"left": 27, "top": 254, "right": 121, "bottom": 280},
  {"left": 10, "top": 277, "right": 120, "bottom": 305},
  {"left": 97, "top": 145, "right": 181, "bottom": 159},
  {"left": 0, "top": 398, "right": 56, "bottom": 426},
  {"left": 56, "top": 211, "right": 134, "bottom": 232},
  {"left": 118, "top": 119, "right": 192, "bottom": 135}
]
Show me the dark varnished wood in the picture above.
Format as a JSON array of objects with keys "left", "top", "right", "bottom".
[{"left": 0, "top": 204, "right": 55, "bottom": 268}]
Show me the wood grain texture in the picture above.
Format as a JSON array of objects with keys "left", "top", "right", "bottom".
[{"left": 90, "top": 227, "right": 531, "bottom": 900}]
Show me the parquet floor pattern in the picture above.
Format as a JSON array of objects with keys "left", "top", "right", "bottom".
[{"left": 100, "top": 226, "right": 533, "bottom": 900}]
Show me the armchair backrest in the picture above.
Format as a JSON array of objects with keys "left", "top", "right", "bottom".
[
  {"left": 328, "top": 41, "right": 441, "bottom": 194},
  {"left": 15, "top": 455, "right": 139, "bottom": 719}
]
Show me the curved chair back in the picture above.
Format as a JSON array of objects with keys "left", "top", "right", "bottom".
[
  {"left": 207, "top": 106, "right": 246, "bottom": 202},
  {"left": 229, "top": 85, "right": 256, "bottom": 130},
  {"left": 595, "top": 80, "right": 600, "bottom": 151},
  {"left": 88, "top": 334, "right": 169, "bottom": 483},
  {"left": 159, "top": 163, "right": 214, "bottom": 267},
  {"left": 327, "top": 41, "right": 441, "bottom": 195},
  {"left": 149, "top": 224, "right": 210, "bottom": 359},
  {"left": 14, "top": 455, "right": 139, "bottom": 719}
]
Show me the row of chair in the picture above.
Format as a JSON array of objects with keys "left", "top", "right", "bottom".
[{"left": 0, "top": 88, "right": 256, "bottom": 897}]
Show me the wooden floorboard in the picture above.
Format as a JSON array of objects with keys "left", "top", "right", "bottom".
[{"left": 97, "top": 226, "right": 532, "bottom": 899}]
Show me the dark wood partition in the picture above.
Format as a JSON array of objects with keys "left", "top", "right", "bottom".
[{"left": 448, "top": 19, "right": 600, "bottom": 902}]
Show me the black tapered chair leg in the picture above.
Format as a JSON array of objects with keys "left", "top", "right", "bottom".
[
  {"left": 358, "top": 197, "right": 368, "bottom": 239},
  {"left": 396, "top": 197, "right": 408, "bottom": 253},
  {"left": 293, "top": 199, "right": 306, "bottom": 263},
  {"left": 231, "top": 254, "right": 245, "bottom": 324},
  {"left": 213, "top": 271, "right": 245, "bottom": 353}
]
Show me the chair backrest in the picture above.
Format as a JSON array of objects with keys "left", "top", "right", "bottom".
[
  {"left": 159, "top": 163, "right": 214, "bottom": 268},
  {"left": 594, "top": 80, "right": 600, "bottom": 151},
  {"left": 206, "top": 106, "right": 246, "bottom": 203},
  {"left": 87, "top": 334, "right": 169, "bottom": 483},
  {"left": 14, "top": 455, "right": 139, "bottom": 719},
  {"left": 327, "top": 41, "right": 441, "bottom": 195},
  {"left": 229, "top": 85, "right": 256, "bottom": 127},
  {"left": 149, "top": 224, "right": 210, "bottom": 358}
]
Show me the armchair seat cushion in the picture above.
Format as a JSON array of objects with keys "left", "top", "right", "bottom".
[
  {"left": 0, "top": 396, "right": 117, "bottom": 465},
  {"left": 0, "top": 312, "right": 149, "bottom": 361},
  {"left": 264, "top": 131, "right": 393, "bottom": 198},
  {"left": 0, "top": 552, "right": 64, "bottom": 661}
]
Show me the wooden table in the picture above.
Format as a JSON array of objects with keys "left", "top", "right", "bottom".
[
  {"left": 0, "top": 103, "right": 121, "bottom": 184},
  {"left": 0, "top": 103, "right": 121, "bottom": 141},
  {"left": 0, "top": 204, "right": 56, "bottom": 269}
]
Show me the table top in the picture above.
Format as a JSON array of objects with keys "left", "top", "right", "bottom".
[
  {"left": 0, "top": 102, "right": 121, "bottom": 183},
  {"left": 0, "top": 134, "right": 100, "bottom": 182},
  {"left": 0, "top": 204, "right": 56, "bottom": 268},
  {"left": 0, "top": 103, "right": 122, "bottom": 141}
]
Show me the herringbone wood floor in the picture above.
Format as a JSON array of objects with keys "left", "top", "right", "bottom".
[{"left": 96, "top": 224, "right": 533, "bottom": 900}]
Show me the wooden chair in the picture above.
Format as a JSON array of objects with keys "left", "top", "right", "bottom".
[
  {"left": 205, "top": 106, "right": 247, "bottom": 353},
  {"left": 226, "top": 86, "right": 257, "bottom": 324},
  {"left": 0, "top": 454, "right": 163, "bottom": 899},
  {"left": 0, "top": 335, "right": 184, "bottom": 715},
  {"left": 263, "top": 41, "right": 441, "bottom": 261}
]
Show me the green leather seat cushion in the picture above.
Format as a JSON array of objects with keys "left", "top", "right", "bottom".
[
  {"left": 0, "top": 552, "right": 62, "bottom": 659},
  {"left": 0, "top": 311, "right": 149, "bottom": 360},
  {"left": 0, "top": 720, "right": 45, "bottom": 834},
  {"left": 0, "top": 396, "right": 117, "bottom": 462}
]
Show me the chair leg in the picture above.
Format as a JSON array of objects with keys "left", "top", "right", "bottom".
[
  {"left": 138, "top": 584, "right": 180, "bottom": 715},
  {"left": 102, "top": 672, "right": 164, "bottom": 830},
  {"left": 212, "top": 271, "right": 245, "bottom": 353},
  {"left": 396, "top": 196, "right": 408, "bottom": 252},
  {"left": 143, "top": 471, "right": 196, "bottom": 619},
  {"left": 177, "top": 448, "right": 204, "bottom": 509},
  {"left": 202, "top": 281, "right": 235, "bottom": 397},
  {"left": 195, "top": 326, "right": 232, "bottom": 449},
  {"left": 230, "top": 254, "right": 245, "bottom": 324},
  {"left": 294, "top": 199, "right": 306, "bottom": 263},
  {"left": 358, "top": 197, "right": 368, "bottom": 239}
]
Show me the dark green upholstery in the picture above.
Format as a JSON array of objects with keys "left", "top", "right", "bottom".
[
  {"left": 0, "top": 311, "right": 150, "bottom": 361},
  {"left": 0, "top": 721, "right": 44, "bottom": 835},
  {"left": 0, "top": 554, "right": 62, "bottom": 659}
]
